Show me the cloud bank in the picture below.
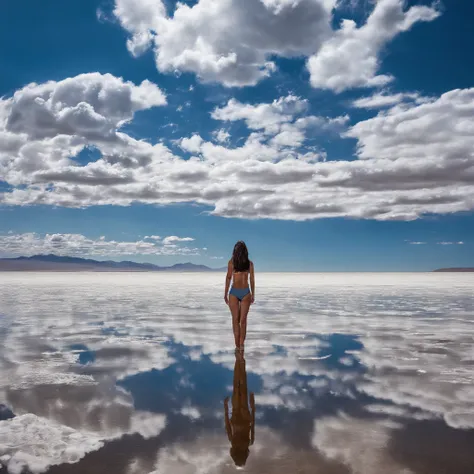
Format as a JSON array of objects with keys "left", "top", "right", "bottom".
[
  {"left": 0, "top": 233, "right": 201, "bottom": 258},
  {"left": 1, "top": 74, "right": 473, "bottom": 220}
]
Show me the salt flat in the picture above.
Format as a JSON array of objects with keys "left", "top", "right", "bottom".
[{"left": 0, "top": 272, "right": 473, "bottom": 474}]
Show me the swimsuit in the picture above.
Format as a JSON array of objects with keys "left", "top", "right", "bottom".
[{"left": 229, "top": 286, "right": 251, "bottom": 301}]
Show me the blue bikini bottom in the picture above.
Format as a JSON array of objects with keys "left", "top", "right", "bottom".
[{"left": 229, "top": 286, "right": 251, "bottom": 301}]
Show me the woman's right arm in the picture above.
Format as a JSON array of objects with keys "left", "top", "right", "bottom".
[{"left": 224, "top": 260, "right": 232, "bottom": 304}]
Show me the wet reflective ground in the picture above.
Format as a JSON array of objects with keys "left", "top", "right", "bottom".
[{"left": 0, "top": 272, "right": 473, "bottom": 474}]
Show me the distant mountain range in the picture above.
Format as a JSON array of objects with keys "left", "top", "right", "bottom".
[
  {"left": 0, "top": 254, "right": 226, "bottom": 272},
  {"left": 433, "top": 268, "right": 474, "bottom": 272}
]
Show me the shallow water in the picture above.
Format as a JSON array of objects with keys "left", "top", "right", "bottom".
[{"left": 0, "top": 272, "right": 473, "bottom": 474}]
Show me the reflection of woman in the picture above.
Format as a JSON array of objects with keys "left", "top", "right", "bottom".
[{"left": 224, "top": 350, "right": 256, "bottom": 467}]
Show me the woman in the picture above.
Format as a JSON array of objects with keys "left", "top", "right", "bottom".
[{"left": 224, "top": 241, "right": 255, "bottom": 350}]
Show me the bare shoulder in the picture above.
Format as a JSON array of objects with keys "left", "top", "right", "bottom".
[{"left": 250, "top": 260, "right": 254, "bottom": 270}]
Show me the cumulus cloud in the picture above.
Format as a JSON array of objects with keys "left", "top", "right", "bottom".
[
  {"left": 112, "top": 0, "right": 440, "bottom": 92},
  {"left": 211, "top": 95, "right": 348, "bottom": 148},
  {"left": 0, "top": 233, "right": 201, "bottom": 258},
  {"left": 3, "top": 73, "right": 166, "bottom": 141},
  {"left": 0, "top": 72, "right": 167, "bottom": 189},
  {"left": 212, "top": 95, "right": 308, "bottom": 135},
  {"left": 113, "top": 0, "right": 334, "bottom": 87},
  {"left": 213, "top": 128, "right": 230, "bottom": 143},
  {"left": 179, "top": 134, "right": 204, "bottom": 153},
  {"left": 308, "top": 0, "right": 440, "bottom": 92},
  {"left": 162, "top": 236, "right": 195, "bottom": 245}
]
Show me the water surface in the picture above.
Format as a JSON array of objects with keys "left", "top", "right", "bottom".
[{"left": 0, "top": 273, "right": 473, "bottom": 474}]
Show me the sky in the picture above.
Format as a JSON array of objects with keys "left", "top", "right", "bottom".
[{"left": 0, "top": 0, "right": 473, "bottom": 271}]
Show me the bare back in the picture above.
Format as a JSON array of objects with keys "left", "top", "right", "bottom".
[{"left": 229, "top": 259, "right": 252, "bottom": 289}]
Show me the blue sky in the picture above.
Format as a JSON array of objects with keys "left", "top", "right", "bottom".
[{"left": 0, "top": 0, "right": 473, "bottom": 270}]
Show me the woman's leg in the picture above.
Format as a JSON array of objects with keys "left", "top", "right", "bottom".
[
  {"left": 239, "top": 294, "right": 251, "bottom": 348},
  {"left": 229, "top": 295, "right": 241, "bottom": 348}
]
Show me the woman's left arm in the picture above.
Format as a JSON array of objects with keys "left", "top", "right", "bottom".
[
  {"left": 224, "top": 260, "right": 232, "bottom": 305},
  {"left": 250, "top": 261, "right": 255, "bottom": 304}
]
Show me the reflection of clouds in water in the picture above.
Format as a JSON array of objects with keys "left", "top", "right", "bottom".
[
  {"left": 5, "top": 382, "right": 167, "bottom": 440},
  {"left": 312, "top": 413, "right": 412, "bottom": 474},
  {"left": 150, "top": 427, "right": 347, "bottom": 474},
  {"left": 0, "top": 414, "right": 103, "bottom": 474},
  {"left": 179, "top": 406, "right": 201, "bottom": 420},
  {"left": 150, "top": 433, "right": 230, "bottom": 474},
  {"left": 0, "top": 380, "right": 167, "bottom": 472},
  {"left": 0, "top": 272, "right": 473, "bottom": 473},
  {"left": 355, "top": 331, "right": 474, "bottom": 429}
]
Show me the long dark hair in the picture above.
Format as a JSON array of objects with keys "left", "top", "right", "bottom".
[{"left": 232, "top": 241, "right": 250, "bottom": 272}]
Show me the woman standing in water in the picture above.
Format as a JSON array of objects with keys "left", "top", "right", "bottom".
[{"left": 224, "top": 241, "right": 255, "bottom": 350}]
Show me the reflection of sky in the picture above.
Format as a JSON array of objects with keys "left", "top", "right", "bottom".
[{"left": 0, "top": 272, "right": 473, "bottom": 474}]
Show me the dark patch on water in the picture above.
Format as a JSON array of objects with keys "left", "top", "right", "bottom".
[
  {"left": 0, "top": 404, "right": 14, "bottom": 420},
  {"left": 68, "top": 344, "right": 96, "bottom": 365}
]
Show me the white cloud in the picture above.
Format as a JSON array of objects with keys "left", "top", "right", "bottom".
[
  {"left": 0, "top": 233, "right": 201, "bottom": 258},
  {"left": 112, "top": 0, "right": 440, "bottom": 92},
  {"left": 144, "top": 235, "right": 161, "bottom": 241},
  {"left": 213, "top": 128, "right": 230, "bottom": 144},
  {"left": 212, "top": 95, "right": 308, "bottom": 135},
  {"left": 179, "top": 134, "right": 204, "bottom": 153},
  {"left": 114, "top": 0, "right": 334, "bottom": 87},
  {"left": 3, "top": 73, "right": 166, "bottom": 141},
  {"left": 352, "top": 91, "right": 428, "bottom": 109},
  {"left": 211, "top": 95, "right": 347, "bottom": 148},
  {"left": 162, "top": 236, "right": 195, "bottom": 245},
  {"left": 0, "top": 72, "right": 167, "bottom": 189},
  {"left": 127, "top": 30, "right": 155, "bottom": 57},
  {"left": 407, "top": 241, "right": 465, "bottom": 246},
  {"left": 307, "top": 0, "right": 440, "bottom": 92}
]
